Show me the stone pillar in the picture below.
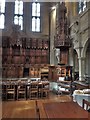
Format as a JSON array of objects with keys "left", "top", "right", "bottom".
[
  {"left": 50, "top": 7, "right": 56, "bottom": 65},
  {"left": 78, "top": 57, "right": 85, "bottom": 81}
]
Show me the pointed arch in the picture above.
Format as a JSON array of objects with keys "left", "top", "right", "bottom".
[{"left": 81, "top": 38, "right": 90, "bottom": 58}]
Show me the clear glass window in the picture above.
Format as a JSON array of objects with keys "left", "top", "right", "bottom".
[
  {"left": 14, "top": 0, "right": 23, "bottom": 30},
  {"left": 14, "top": 15, "right": 18, "bottom": 25},
  {"left": 32, "top": 2, "right": 40, "bottom": 32},
  {"left": 36, "top": 3, "right": 40, "bottom": 16},
  {"left": 32, "top": 2, "right": 36, "bottom": 16},
  {"left": 19, "top": 16, "right": 23, "bottom": 30},
  {"left": 78, "top": 0, "right": 87, "bottom": 14},
  {"left": 0, "top": 14, "right": 5, "bottom": 29},
  {"left": 78, "top": 1, "right": 82, "bottom": 14},
  {"left": 32, "top": 17, "right": 35, "bottom": 32},
  {"left": 0, "top": 0, "right": 5, "bottom": 29},
  {"left": 83, "top": 0, "right": 86, "bottom": 11},
  {"left": 36, "top": 18, "right": 40, "bottom": 32}
]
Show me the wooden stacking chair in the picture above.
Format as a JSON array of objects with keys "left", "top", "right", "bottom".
[
  {"left": 43, "top": 82, "right": 49, "bottom": 98},
  {"left": 82, "top": 99, "right": 90, "bottom": 112},
  {"left": 1, "top": 80, "right": 7, "bottom": 100},
  {"left": 0, "top": 81, "right": 3, "bottom": 100},
  {"left": 6, "top": 81, "right": 15, "bottom": 100},
  {"left": 39, "top": 81, "right": 49, "bottom": 98},
  {"left": 29, "top": 81, "right": 38, "bottom": 99},
  {"left": 17, "top": 80, "right": 26, "bottom": 100}
]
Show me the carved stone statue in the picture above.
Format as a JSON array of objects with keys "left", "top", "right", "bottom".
[{"left": 55, "top": 48, "right": 60, "bottom": 64}]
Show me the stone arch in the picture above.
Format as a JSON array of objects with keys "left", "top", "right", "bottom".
[
  {"left": 73, "top": 49, "right": 79, "bottom": 71},
  {"left": 82, "top": 38, "right": 90, "bottom": 77},
  {"left": 74, "top": 49, "right": 78, "bottom": 57},
  {"left": 81, "top": 38, "right": 90, "bottom": 58},
  {"left": 73, "top": 49, "right": 79, "bottom": 80}
]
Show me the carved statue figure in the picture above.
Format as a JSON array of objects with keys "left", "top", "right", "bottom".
[{"left": 55, "top": 48, "right": 60, "bottom": 64}]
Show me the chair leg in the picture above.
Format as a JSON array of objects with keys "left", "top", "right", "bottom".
[{"left": 17, "top": 92, "right": 18, "bottom": 100}]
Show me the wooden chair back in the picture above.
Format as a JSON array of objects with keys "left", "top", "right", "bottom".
[
  {"left": 17, "top": 80, "right": 26, "bottom": 100},
  {"left": 29, "top": 81, "right": 38, "bottom": 99},
  {"left": 82, "top": 99, "right": 90, "bottom": 111},
  {"left": 6, "top": 82, "right": 15, "bottom": 100}
]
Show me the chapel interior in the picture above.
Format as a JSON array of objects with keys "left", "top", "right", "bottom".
[{"left": 0, "top": 0, "right": 90, "bottom": 119}]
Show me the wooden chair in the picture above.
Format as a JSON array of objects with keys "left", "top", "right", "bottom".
[
  {"left": 0, "top": 81, "right": 4, "bottom": 100},
  {"left": 17, "top": 81, "right": 26, "bottom": 100},
  {"left": 1, "top": 80, "right": 7, "bottom": 100},
  {"left": 39, "top": 82, "right": 49, "bottom": 98},
  {"left": 43, "top": 82, "right": 49, "bottom": 98},
  {"left": 29, "top": 81, "right": 38, "bottom": 99},
  {"left": 6, "top": 82, "right": 15, "bottom": 100},
  {"left": 82, "top": 99, "right": 90, "bottom": 111}
]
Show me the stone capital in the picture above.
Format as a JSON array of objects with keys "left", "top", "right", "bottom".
[{"left": 78, "top": 57, "right": 85, "bottom": 60}]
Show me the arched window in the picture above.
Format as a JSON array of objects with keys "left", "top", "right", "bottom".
[
  {"left": 83, "top": 0, "right": 86, "bottom": 11},
  {"left": 14, "top": 0, "right": 23, "bottom": 30},
  {"left": 0, "top": 0, "right": 5, "bottom": 29},
  {"left": 78, "top": 0, "right": 87, "bottom": 14},
  {"left": 32, "top": 2, "right": 40, "bottom": 32}
]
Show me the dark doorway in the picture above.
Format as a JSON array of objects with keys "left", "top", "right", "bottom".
[{"left": 23, "top": 68, "right": 29, "bottom": 77}]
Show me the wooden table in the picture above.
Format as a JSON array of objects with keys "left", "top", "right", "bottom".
[
  {"left": 2, "top": 101, "right": 37, "bottom": 119},
  {"left": 73, "top": 81, "right": 89, "bottom": 89},
  {"left": 43, "top": 102, "right": 89, "bottom": 120}
]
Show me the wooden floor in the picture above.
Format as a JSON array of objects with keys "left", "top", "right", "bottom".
[{"left": 1, "top": 92, "right": 72, "bottom": 119}]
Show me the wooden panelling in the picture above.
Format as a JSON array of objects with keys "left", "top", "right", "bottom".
[
  {"left": 61, "top": 50, "right": 68, "bottom": 65},
  {"left": 30, "top": 49, "right": 36, "bottom": 56},
  {"left": 20, "top": 56, "right": 25, "bottom": 64},
  {"left": 37, "top": 39, "right": 42, "bottom": 48},
  {"left": 31, "top": 38, "right": 37, "bottom": 48},
  {"left": 30, "top": 67, "right": 35, "bottom": 77},
  {"left": 12, "top": 56, "right": 20, "bottom": 64},
  {"left": 49, "top": 66, "right": 57, "bottom": 81},
  {"left": 36, "top": 56, "right": 41, "bottom": 64},
  {"left": 42, "top": 50, "right": 47, "bottom": 56},
  {"left": 48, "top": 65, "right": 72, "bottom": 81},
  {"left": 2, "top": 37, "right": 49, "bottom": 78},
  {"left": 43, "top": 40, "right": 49, "bottom": 49},
  {"left": 36, "top": 49, "right": 41, "bottom": 56},
  {"left": 2, "top": 48, "right": 10, "bottom": 55},
  {"left": 30, "top": 57, "right": 35, "bottom": 64},
  {"left": 18, "top": 67, "right": 23, "bottom": 78},
  {"left": 42, "top": 56, "right": 48, "bottom": 64},
  {"left": 0, "top": 47, "right": 2, "bottom": 56},
  {"left": 22, "top": 38, "right": 26, "bottom": 48},
  {"left": 25, "top": 48, "right": 30, "bottom": 56},
  {"left": 2, "top": 67, "right": 7, "bottom": 78}
]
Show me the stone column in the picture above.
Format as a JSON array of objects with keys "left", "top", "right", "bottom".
[
  {"left": 78, "top": 57, "right": 85, "bottom": 81},
  {"left": 50, "top": 7, "right": 56, "bottom": 65}
]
